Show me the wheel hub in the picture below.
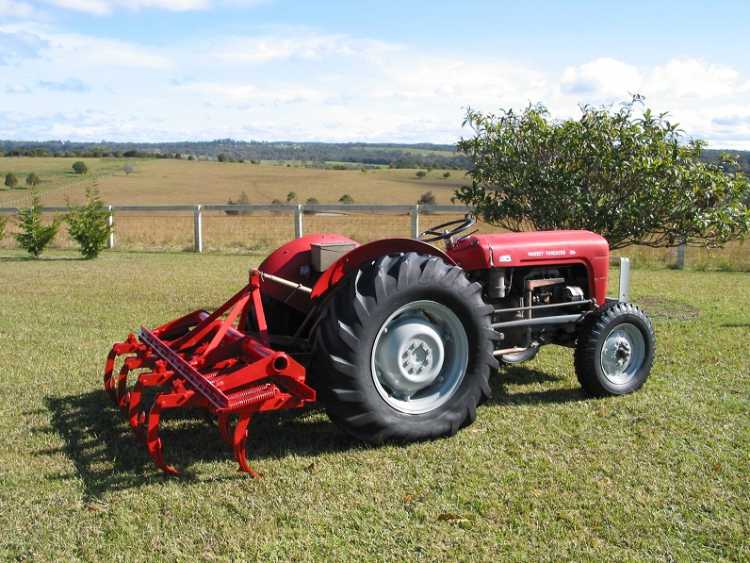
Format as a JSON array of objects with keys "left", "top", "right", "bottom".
[
  {"left": 375, "top": 317, "right": 445, "bottom": 397},
  {"left": 371, "top": 300, "right": 469, "bottom": 414},
  {"left": 600, "top": 323, "right": 646, "bottom": 385}
]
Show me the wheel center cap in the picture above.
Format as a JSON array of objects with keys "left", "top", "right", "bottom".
[{"left": 375, "top": 317, "right": 445, "bottom": 397}]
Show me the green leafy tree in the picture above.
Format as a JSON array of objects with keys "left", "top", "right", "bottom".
[
  {"left": 339, "top": 194, "right": 354, "bottom": 204},
  {"left": 456, "top": 97, "right": 750, "bottom": 249},
  {"left": 5, "top": 173, "right": 18, "bottom": 189},
  {"left": 15, "top": 193, "right": 60, "bottom": 257},
  {"left": 72, "top": 161, "right": 88, "bottom": 175},
  {"left": 65, "top": 188, "right": 111, "bottom": 259},
  {"left": 286, "top": 191, "right": 297, "bottom": 203},
  {"left": 26, "top": 172, "right": 41, "bottom": 187},
  {"left": 443, "top": 171, "right": 451, "bottom": 179},
  {"left": 418, "top": 191, "right": 436, "bottom": 205},
  {"left": 415, "top": 170, "right": 427, "bottom": 178}
]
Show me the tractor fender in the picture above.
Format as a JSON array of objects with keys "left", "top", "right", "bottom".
[
  {"left": 259, "top": 233, "right": 359, "bottom": 311},
  {"left": 310, "top": 238, "right": 456, "bottom": 299}
]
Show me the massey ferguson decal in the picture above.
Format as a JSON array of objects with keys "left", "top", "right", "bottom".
[{"left": 527, "top": 249, "right": 578, "bottom": 257}]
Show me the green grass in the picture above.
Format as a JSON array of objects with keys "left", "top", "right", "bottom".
[{"left": 0, "top": 249, "right": 748, "bottom": 561}]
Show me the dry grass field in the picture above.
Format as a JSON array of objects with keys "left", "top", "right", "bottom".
[{"left": 1, "top": 156, "right": 749, "bottom": 270}]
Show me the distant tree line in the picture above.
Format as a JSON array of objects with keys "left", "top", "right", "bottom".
[{"left": 0, "top": 140, "right": 471, "bottom": 169}]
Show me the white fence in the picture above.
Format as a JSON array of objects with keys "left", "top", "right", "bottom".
[{"left": 0, "top": 203, "right": 471, "bottom": 253}]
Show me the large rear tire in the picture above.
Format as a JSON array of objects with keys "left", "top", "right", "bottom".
[
  {"left": 574, "top": 302, "right": 655, "bottom": 396},
  {"left": 311, "top": 252, "right": 497, "bottom": 443}
]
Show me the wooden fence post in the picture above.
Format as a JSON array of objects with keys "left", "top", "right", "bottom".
[
  {"left": 294, "top": 204, "right": 303, "bottom": 238},
  {"left": 107, "top": 205, "right": 115, "bottom": 249},
  {"left": 194, "top": 204, "right": 203, "bottom": 253},
  {"left": 410, "top": 205, "right": 420, "bottom": 239}
]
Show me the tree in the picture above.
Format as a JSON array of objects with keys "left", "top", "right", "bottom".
[
  {"left": 286, "top": 191, "right": 297, "bottom": 203},
  {"left": 72, "top": 161, "right": 88, "bottom": 175},
  {"left": 418, "top": 191, "right": 436, "bottom": 205},
  {"left": 339, "top": 194, "right": 354, "bottom": 204},
  {"left": 306, "top": 197, "right": 319, "bottom": 205},
  {"left": 456, "top": 97, "right": 750, "bottom": 249},
  {"left": 5, "top": 173, "right": 18, "bottom": 189},
  {"left": 65, "top": 188, "right": 111, "bottom": 259},
  {"left": 443, "top": 171, "right": 451, "bottom": 179},
  {"left": 416, "top": 170, "right": 427, "bottom": 178},
  {"left": 25, "top": 172, "right": 40, "bottom": 187},
  {"left": 217, "top": 153, "right": 229, "bottom": 162},
  {"left": 15, "top": 193, "right": 60, "bottom": 257},
  {"left": 123, "top": 163, "right": 134, "bottom": 175}
]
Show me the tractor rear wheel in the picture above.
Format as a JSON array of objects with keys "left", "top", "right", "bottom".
[
  {"left": 311, "top": 252, "right": 496, "bottom": 443},
  {"left": 574, "top": 302, "right": 655, "bottom": 396}
]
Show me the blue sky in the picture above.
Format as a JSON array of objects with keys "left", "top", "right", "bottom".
[{"left": 1, "top": 0, "right": 750, "bottom": 147}]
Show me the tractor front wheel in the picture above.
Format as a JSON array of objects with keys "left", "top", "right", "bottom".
[
  {"left": 574, "top": 302, "right": 655, "bottom": 396},
  {"left": 311, "top": 252, "right": 496, "bottom": 443}
]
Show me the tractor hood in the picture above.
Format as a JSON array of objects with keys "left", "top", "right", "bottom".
[{"left": 447, "top": 230, "right": 609, "bottom": 271}]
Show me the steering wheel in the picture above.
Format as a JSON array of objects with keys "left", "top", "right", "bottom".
[{"left": 418, "top": 214, "right": 477, "bottom": 243}]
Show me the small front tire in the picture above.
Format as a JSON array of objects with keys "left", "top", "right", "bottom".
[{"left": 574, "top": 302, "right": 655, "bottom": 396}]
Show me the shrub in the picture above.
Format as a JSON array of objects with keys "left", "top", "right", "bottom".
[
  {"left": 457, "top": 97, "right": 750, "bottom": 249},
  {"left": 15, "top": 193, "right": 60, "bottom": 257},
  {"left": 65, "top": 188, "right": 111, "bottom": 259},
  {"left": 286, "top": 191, "right": 297, "bottom": 203},
  {"left": 418, "top": 191, "right": 436, "bottom": 205},
  {"left": 123, "top": 163, "right": 134, "bottom": 175},
  {"left": 339, "top": 194, "right": 354, "bottom": 204},
  {"left": 443, "top": 171, "right": 451, "bottom": 179},
  {"left": 0, "top": 215, "right": 6, "bottom": 240},
  {"left": 26, "top": 172, "right": 40, "bottom": 187},
  {"left": 225, "top": 191, "right": 251, "bottom": 216},
  {"left": 5, "top": 173, "right": 18, "bottom": 188},
  {"left": 72, "top": 161, "right": 88, "bottom": 175},
  {"left": 416, "top": 170, "right": 427, "bottom": 178},
  {"left": 306, "top": 197, "right": 319, "bottom": 205}
]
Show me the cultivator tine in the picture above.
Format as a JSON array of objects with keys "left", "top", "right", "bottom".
[
  {"left": 146, "top": 390, "right": 197, "bottom": 476},
  {"left": 116, "top": 356, "right": 152, "bottom": 416},
  {"left": 103, "top": 334, "right": 142, "bottom": 404},
  {"left": 129, "top": 364, "right": 173, "bottom": 439},
  {"left": 232, "top": 414, "right": 259, "bottom": 478},
  {"left": 217, "top": 414, "right": 232, "bottom": 447}
]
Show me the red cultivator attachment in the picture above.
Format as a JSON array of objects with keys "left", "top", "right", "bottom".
[{"left": 104, "top": 270, "right": 315, "bottom": 477}]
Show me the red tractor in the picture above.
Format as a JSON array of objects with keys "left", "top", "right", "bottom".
[{"left": 104, "top": 216, "right": 655, "bottom": 476}]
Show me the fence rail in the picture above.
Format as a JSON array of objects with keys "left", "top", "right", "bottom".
[
  {"left": 0, "top": 203, "right": 472, "bottom": 254},
  {"left": 0, "top": 203, "right": 696, "bottom": 269}
]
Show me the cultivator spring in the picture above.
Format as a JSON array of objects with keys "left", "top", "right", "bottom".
[{"left": 103, "top": 270, "right": 316, "bottom": 477}]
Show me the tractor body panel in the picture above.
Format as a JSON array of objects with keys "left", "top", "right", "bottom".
[
  {"left": 310, "top": 238, "right": 455, "bottom": 299},
  {"left": 447, "top": 230, "right": 610, "bottom": 304},
  {"left": 259, "top": 233, "right": 358, "bottom": 312}
]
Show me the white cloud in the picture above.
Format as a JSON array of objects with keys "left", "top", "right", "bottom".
[
  {"left": 0, "top": 0, "right": 35, "bottom": 17},
  {"left": 211, "top": 32, "right": 400, "bottom": 64},
  {"left": 560, "top": 58, "right": 642, "bottom": 98},
  {"left": 44, "top": 0, "right": 265, "bottom": 15}
]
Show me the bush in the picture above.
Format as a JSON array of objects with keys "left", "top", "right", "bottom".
[
  {"left": 65, "top": 188, "right": 111, "bottom": 259},
  {"left": 457, "top": 97, "right": 750, "bottom": 249},
  {"left": 123, "top": 163, "right": 134, "bottom": 175},
  {"left": 339, "top": 194, "right": 354, "bottom": 204},
  {"left": 15, "top": 193, "right": 60, "bottom": 257},
  {"left": 286, "top": 192, "right": 297, "bottom": 203},
  {"left": 418, "top": 191, "right": 436, "bottom": 205},
  {"left": 225, "top": 191, "right": 251, "bottom": 216},
  {"left": 416, "top": 170, "right": 427, "bottom": 178},
  {"left": 0, "top": 215, "right": 6, "bottom": 240},
  {"left": 72, "top": 161, "right": 88, "bottom": 175},
  {"left": 443, "top": 171, "right": 451, "bottom": 179},
  {"left": 26, "top": 172, "right": 40, "bottom": 187},
  {"left": 5, "top": 173, "right": 18, "bottom": 188}
]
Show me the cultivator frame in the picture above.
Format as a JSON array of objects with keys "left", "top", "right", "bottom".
[{"left": 103, "top": 270, "right": 316, "bottom": 477}]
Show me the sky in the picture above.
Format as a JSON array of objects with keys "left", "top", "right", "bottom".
[{"left": 1, "top": 0, "right": 750, "bottom": 148}]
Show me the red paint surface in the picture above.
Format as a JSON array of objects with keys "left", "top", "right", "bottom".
[{"left": 447, "top": 230, "right": 610, "bottom": 303}]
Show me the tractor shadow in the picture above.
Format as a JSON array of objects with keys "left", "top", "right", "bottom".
[
  {"left": 487, "top": 365, "right": 588, "bottom": 406},
  {"left": 43, "top": 390, "right": 357, "bottom": 500}
]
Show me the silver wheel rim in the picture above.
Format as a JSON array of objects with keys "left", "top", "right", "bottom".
[
  {"left": 371, "top": 300, "right": 469, "bottom": 414},
  {"left": 600, "top": 322, "right": 646, "bottom": 385}
]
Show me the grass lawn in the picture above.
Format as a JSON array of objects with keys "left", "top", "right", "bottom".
[{"left": 0, "top": 249, "right": 748, "bottom": 560}]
